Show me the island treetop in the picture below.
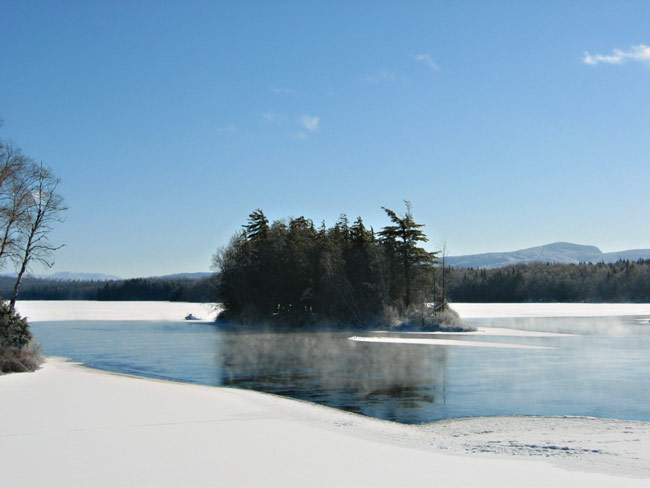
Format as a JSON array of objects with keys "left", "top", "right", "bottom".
[{"left": 213, "top": 202, "right": 462, "bottom": 329}]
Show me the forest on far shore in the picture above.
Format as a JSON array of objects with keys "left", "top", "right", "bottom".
[
  {"left": 0, "top": 275, "right": 216, "bottom": 303},
  {"left": 4, "top": 258, "right": 650, "bottom": 305},
  {"left": 446, "top": 259, "right": 650, "bottom": 303}
]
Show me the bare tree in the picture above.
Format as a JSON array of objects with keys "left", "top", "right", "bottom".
[
  {"left": 434, "top": 238, "right": 449, "bottom": 312},
  {"left": 0, "top": 142, "right": 35, "bottom": 266},
  {"left": 440, "top": 239, "right": 448, "bottom": 310},
  {"left": 10, "top": 163, "right": 67, "bottom": 308}
]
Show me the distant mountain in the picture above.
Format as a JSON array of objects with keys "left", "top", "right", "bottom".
[
  {"left": 43, "top": 272, "right": 122, "bottom": 281},
  {"left": 151, "top": 272, "right": 213, "bottom": 280},
  {"left": 2, "top": 271, "right": 213, "bottom": 282},
  {"left": 1, "top": 272, "right": 121, "bottom": 281},
  {"left": 447, "top": 242, "right": 650, "bottom": 269}
]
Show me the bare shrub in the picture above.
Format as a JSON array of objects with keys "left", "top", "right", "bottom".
[
  {"left": 384, "top": 303, "right": 475, "bottom": 332},
  {"left": 0, "top": 342, "right": 43, "bottom": 373}
]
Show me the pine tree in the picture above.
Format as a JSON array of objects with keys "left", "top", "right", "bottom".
[{"left": 379, "top": 201, "right": 437, "bottom": 309}]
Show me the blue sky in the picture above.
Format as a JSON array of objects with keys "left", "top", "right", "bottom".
[{"left": 1, "top": 1, "right": 649, "bottom": 278}]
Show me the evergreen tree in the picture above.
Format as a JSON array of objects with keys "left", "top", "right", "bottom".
[
  {"left": 379, "top": 202, "right": 437, "bottom": 309},
  {"left": 212, "top": 204, "right": 446, "bottom": 327}
]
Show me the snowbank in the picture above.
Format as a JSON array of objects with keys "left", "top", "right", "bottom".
[
  {"left": 14, "top": 300, "right": 219, "bottom": 322},
  {"left": 4, "top": 300, "right": 649, "bottom": 485},
  {"left": 453, "top": 303, "right": 650, "bottom": 318},
  {"left": 15, "top": 300, "right": 650, "bottom": 322},
  {"left": 1, "top": 358, "right": 648, "bottom": 487},
  {"left": 349, "top": 336, "right": 553, "bottom": 349}
]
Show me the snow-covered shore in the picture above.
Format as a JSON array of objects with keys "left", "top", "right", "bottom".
[
  {"left": 2, "top": 300, "right": 649, "bottom": 486},
  {"left": 1, "top": 357, "right": 648, "bottom": 487},
  {"left": 14, "top": 300, "right": 650, "bottom": 323},
  {"left": 453, "top": 302, "right": 650, "bottom": 318},
  {"left": 15, "top": 300, "right": 219, "bottom": 322}
]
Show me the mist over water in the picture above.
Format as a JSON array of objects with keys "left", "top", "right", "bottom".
[
  {"left": 217, "top": 331, "right": 448, "bottom": 419},
  {"left": 31, "top": 314, "right": 650, "bottom": 424},
  {"left": 469, "top": 315, "right": 637, "bottom": 336}
]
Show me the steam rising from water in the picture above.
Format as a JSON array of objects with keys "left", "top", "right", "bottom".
[
  {"left": 30, "top": 311, "right": 650, "bottom": 424},
  {"left": 213, "top": 315, "right": 650, "bottom": 421},
  {"left": 216, "top": 331, "right": 449, "bottom": 418},
  {"left": 468, "top": 316, "right": 644, "bottom": 337}
]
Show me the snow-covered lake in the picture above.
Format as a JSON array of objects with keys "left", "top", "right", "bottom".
[{"left": 20, "top": 301, "right": 650, "bottom": 424}]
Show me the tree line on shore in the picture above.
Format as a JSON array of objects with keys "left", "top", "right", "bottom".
[
  {"left": 0, "top": 275, "right": 216, "bottom": 302},
  {"left": 447, "top": 259, "right": 650, "bottom": 303},
  {"left": 7, "top": 258, "right": 650, "bottom": 306}
]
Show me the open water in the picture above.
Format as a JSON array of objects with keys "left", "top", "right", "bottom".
[{"left": 31, "top": 315, "right": 650, "bottom": 424}]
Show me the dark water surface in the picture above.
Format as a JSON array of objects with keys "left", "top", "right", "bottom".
[{"left": 31, "top": 315, "right": 650, "bottom": 424}]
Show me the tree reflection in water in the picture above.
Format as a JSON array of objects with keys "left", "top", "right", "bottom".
[{"left": 216, "top": 331, "right": 448, "bottom": 423}]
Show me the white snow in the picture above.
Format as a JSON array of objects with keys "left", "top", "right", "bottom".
[
  {"left": 14, "top": 300, "right": 220, "bottom": 322},
  {"left": 2, "top": 300, "right": 649, "bottom": 486},
  {"left": 452, "top": 302, "right": 650, "bottom": 318},
  {"left": 15, "top": 300, "right": 650, "bottom": 322},
  {"left": 1, "top": 357, "right": 648, "bottom": 487},
  {"left": 372, "top": 327, "right": 576, "bottom": 337},
  {"left": 349, "top": 336, "right": 553, "bottom": 349}
]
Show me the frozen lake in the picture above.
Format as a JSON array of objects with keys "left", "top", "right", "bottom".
[{"left": 26, "top": 302, "right": 650, "bottom": 424}]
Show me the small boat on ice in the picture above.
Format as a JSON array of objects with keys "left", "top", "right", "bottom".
[{"left": 185, "top": 313, "right": 200, "bottom": 321}]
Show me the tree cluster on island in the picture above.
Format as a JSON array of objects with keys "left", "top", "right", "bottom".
[
  {"left": 0, "top": 132, "right": 66, "bottom": 373},
  {"left": 212, "top": 203, "right": 465, "bottom": 330}
]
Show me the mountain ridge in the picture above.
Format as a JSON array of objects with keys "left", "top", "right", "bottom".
[
  {"left": 0, "top": 271, "right": 214, "bottom": 282},
  {"left": 0, "top": 272, "right": 122, "bottom": 281},
  {"left": 447, "top": 242, "right": 650, "bottom": 269}
]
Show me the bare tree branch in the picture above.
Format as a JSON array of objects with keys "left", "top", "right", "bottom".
[{"left": 10, "top": 162, "right": 67, "bottom": 307}]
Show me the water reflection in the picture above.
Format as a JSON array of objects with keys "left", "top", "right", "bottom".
[
  {"left": 30, "top": 316, "right": 650, "bottom": 424},
  {"left": 217, "top": 331, "right": 448, "bottom": 422}
]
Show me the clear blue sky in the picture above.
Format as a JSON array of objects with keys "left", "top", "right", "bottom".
[{"left": 1, "top": 1, "right": 649, "bottom": 278}]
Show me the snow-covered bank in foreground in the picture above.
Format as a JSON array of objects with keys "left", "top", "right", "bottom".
[
  {"left": 6, "top": 301, "right": 650, "bottom": 484},
  {"left": 1, "top": 358, "right": 648, "bottom": 487},
  {"left": 453, "top": 302, "right": 650, "bottom": 318},
  {"left": 15, "top": 300, "right": 219, "bottom": 322}
]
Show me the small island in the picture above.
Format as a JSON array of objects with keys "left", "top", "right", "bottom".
[{"left": 213, "top": 202, "right": 468, "bottom": 330}]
